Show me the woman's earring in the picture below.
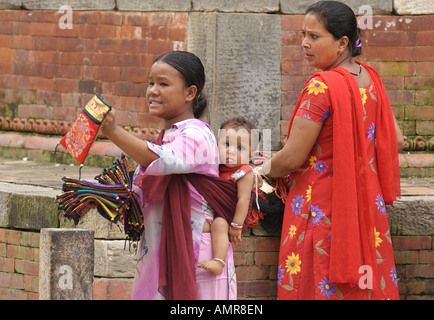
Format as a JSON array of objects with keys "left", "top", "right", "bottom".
[{"left": 338, "top": 49, "right": 342, "bottom": 55}]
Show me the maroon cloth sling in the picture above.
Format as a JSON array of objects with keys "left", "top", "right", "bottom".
[{"left": 135, "top": 129, "right": 244, "bottom": 300}]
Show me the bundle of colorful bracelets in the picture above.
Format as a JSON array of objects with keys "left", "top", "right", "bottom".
[{"left": 57, "top": 155, "right": 144, "bottom": 242}]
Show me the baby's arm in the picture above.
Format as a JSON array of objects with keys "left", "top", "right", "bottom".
[
  {"left": 229, "top": 170, "right": 254, "bottom": 245},
  {"left": 101, "top": 108, "right": 159, "bottom": 167}
]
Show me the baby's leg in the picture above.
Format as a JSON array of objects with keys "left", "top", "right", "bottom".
[{"left": 197, "top": 217, "right": 229, "bottom": 275}]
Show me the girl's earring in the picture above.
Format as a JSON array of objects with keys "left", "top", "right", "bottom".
[{"left": 338, "top": 49, "right": 342, "bottom": 55}]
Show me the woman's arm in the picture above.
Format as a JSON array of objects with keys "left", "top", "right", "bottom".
[
  {"left": 263, "top": 116, "right": 322, "bottom": 178},
  {"left": 101, "top": 108, "right": 159, "bottom": 167},
  {"left": 393, "top": 115, "right": 405, "bottom": 152}
]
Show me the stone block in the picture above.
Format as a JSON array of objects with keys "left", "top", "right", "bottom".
[
  {"left": 22, "top": 0, "right": 115, "bottom": 10},
  {"left": 39, "top": 228, "right": 94, "bottom": 300},
  {"left": 280, "top": 0, "right": 393, "bottom": 15},
  {"left": 192, "top": 0, "right": 279, "bottom": 13},
  {"left": 94, "top": 239, "right": 137, "bottom": 278},
  {"left": 0, "top": 182, "right": 59, "bottom": 231},
  {"left": 60, "top": 207, "right": 126, "bottom": 240},
  {"left": 0, "top": 0, "right": 21, "bottom": 9},
  {"left": 117, "top": 0, "right": 191, "bottom": 11},
  {"left": 387, "top": 196, "right": 434, "bottom": 236},
  {"left": 394, "top": 0, "right": 434, "bottom": 15},
  {"left": 188, "top": 13, "right": 282, "bottom": 149}
]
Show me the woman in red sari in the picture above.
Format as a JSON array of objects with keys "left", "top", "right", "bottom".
[{"left": 261, "top": 1, "right": 404, "bottom": 299}]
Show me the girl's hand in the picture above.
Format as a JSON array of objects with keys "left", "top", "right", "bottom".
[
  {"left": 229, "top": 227, "right": 242, "bottom": 245},
  {"left": 101, "top": 108, "right": 117, "bottom": 139}
]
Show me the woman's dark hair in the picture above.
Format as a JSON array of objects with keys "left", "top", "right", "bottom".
[
  {"left": 306, "top": 1, "right": 362, "bottom": 57},
  {"left": 154, "top": 51, "right": 207, "bottom": 119}
]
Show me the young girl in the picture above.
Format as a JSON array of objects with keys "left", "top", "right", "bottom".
[
  {"left": 198, "top": 116, "right": 257, "bottom": 276},
  {"left": 101, "top": 51, "right": 237, "bottom": 300}
]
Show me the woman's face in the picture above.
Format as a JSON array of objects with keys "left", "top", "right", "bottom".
[
  {"left": 146, "top": 61, "right": 196, "bottom": 127},
  {"left": 301, "top": 13, "right": 343, "bottom": 71}
]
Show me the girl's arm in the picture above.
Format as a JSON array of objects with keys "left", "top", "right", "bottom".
[
  {"left": 101, "top": 108, "right": 159, "bottom": 167},
  {"left": 229, "top": 170, "right": 254, "bottom": 245}
]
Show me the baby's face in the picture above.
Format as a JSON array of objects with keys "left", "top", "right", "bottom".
[{"left": 218, "top": 127, "right": 251, "bottom": 168}]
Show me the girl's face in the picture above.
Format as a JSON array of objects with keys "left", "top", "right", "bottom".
[
  {"left": 218, "top": 127, "right": 251, "bottom": 168},
  {"left": 146, "top": 61, "right": 196, "bottom": 128},
  {"left": 301, "top": 13, "right": 344, "bottom": 71}
]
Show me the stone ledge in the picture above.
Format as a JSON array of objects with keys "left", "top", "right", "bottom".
[
  {"left": 1, "top": 132, "right": 432, "bottom": 175},
  {"left": 280, "top": 0, "right": 393, "bottom": 15},
  {"left": 399, "top": 153, "right": 434, "bottom": 168},
  {"left": 22, "top": 0, "right": 116, "bottom": 10},
  {"left": 192, "top": 0, "right": 279, "bottom": 13},
  {"left": 117, "top": 0, "right": 191, "bottom": 12},
  {"left": 0, "top": 0, "right": 21, "bottom": 9},
  {"left": 393, "top": 0, "right": 434, "bottom": 15},
  {"left": 2, "top": 0, "right": 433, "bottom": 15},
  {"left": 0, "top": 182, "right": 59, "bottom": 230},
  {"left": 0, "top": 131, "right": 123, "bottom": 166}
]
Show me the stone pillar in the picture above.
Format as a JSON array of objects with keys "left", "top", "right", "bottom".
[
  {"left": 188, "top": 12, "right": 282, "bottom": 150},
  {"left": 39, "top": 228, "right": 94, "bottom": 300}
]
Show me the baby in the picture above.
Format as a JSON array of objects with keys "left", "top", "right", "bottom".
[{"left": 198, "top": 116, "right": 260, "bottom": 275}]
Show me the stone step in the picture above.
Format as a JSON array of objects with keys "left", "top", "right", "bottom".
[{"left": 0, "top": 132, "right": 433, "bottom": 177}]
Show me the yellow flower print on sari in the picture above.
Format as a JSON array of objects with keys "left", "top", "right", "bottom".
[
  {"left": 288, "top": 225, "right": 297, "bottom": 239},
  {"left": 307, "top": 79, "right": 328, "bottom": 95},
  {"left": 309, "top": 156, "right": 317, "bottom": 169},
  {"left": 306, "top": 185, "right": 312, "bottom": 202},
  {"left": 285, "top": 252, "right": 301, "bottom": 275},
  {"left": 360, "top": 88, "right": 367, "bottom": 106},
  {"left": 374, "top": 227, "right": 383, "bottom": 248}
]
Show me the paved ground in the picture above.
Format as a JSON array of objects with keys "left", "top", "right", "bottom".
[
  {"left": 0, "top": 158, "right": 104, "bottom": 195},
  {"left": 0, "top": 158, "right": 432, "bottom": 196}
]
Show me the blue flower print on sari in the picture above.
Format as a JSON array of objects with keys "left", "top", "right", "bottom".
[
  {"left": 315, "top": 160, "right": 327, "bottom": 174},
  {"left": 390, "top": 267, "right": 398, "bottom": 286},
  {"left": 277, "top": 265, "right": 284, "bottom": 285},
  {"left": 321, "top": 110, "right": 331, "bottom": 122},
  {"left": 291, "top": 195, "right": 305, "bottom": 216},
  {"left": 376, "top": 194, "right": 386, "bottom": 214},
  {"left": 318, "top": 277, "right": 336, "bottom": 298},
  {"left": 301, "top": 114, "right": 311, "bottom": 120},
  {"left": 368, "top": 123, "right": 375, "bottom": 142},
  {"left": 311, "top": 205, "right": 325, "bottom": 225}
]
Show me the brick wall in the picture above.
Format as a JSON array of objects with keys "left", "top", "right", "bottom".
[
  {"left": 1, "top": 227, "right": 432, "bottom": 300},
  {"left": 0, "top": 11, "right": 433, "bottom": 151},
  {"left": 393, "top": 236, "right": 434, "bottom": 299},
  {"left": 93, "top": 228, "right": 282, "bottom": 300},
  {"left": 282, "top": 15, "right": 434, "bottom": 162},
  {"left": 0, "top": 228, "right": 39, "bottom": 300},
  {"left": 0, "top": 10, "right": 187, "bottom": 136},
  {"left": 233, "top": 231, "right": 280, "bottom": 299}
]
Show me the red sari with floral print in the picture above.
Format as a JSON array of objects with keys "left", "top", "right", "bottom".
[{"left": 277, "top": 64, "right": 400, "bottom": 300}]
